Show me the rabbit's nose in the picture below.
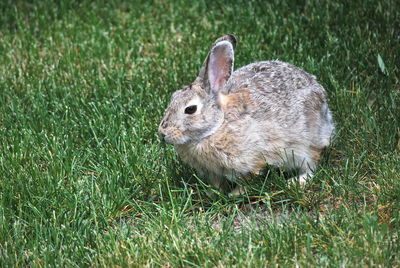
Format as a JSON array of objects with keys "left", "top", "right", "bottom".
[
  {"left": 158, "top": 129, "right": 166, "bottom": 142},
  {"left": 161, "top": 120, "right": 168, "bottom": 128}
]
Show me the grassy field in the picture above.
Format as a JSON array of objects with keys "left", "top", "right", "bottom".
[{"left": 0, "top": 0, "right": 399, "bottom": 266}]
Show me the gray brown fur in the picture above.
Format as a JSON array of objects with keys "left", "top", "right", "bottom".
[{"left": 159, "top": 34, "right": 334, "bottom": 192}]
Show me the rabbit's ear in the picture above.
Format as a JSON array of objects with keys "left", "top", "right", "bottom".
[{"left": 197, "top": 35, "right": 236, "bottom": 94}]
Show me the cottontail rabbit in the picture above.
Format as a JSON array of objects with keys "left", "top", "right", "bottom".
[{"left": 159, "top": 34, "right": 334, "bottom": 194}]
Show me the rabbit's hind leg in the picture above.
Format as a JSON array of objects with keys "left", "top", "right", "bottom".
[
  {"left": 288, "top": 166, "right": 314, "bottom": 186},
  {"left": 288, "top": 146, "right": 322, "bottom": 186}
]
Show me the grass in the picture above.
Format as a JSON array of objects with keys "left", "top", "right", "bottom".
[{"left": 0, "top": 0, "right": 399, "bottom": 266}]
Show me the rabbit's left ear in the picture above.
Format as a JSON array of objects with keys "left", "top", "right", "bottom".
[{"left": 197, "top": 34, "right": 236, "bottom": 95}]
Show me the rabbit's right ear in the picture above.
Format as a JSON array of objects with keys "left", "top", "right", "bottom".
[{"left": 197, "top": 34, "right": 236, "bottom": 95}]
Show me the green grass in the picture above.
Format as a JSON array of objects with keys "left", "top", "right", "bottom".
[{"left": 0, "top": 0, "right": 399, "bottom": 266}]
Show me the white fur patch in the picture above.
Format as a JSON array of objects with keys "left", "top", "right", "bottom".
[{"left": 218, "top": 93, "right": 228, "bottom": 107}]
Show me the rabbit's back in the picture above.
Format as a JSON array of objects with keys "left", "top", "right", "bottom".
[
  {"left": 226, "top": 61, "right": 316, "bottom": 95},
  {"left": 223, "top": 61, "right": 329, "bottom": 132}
]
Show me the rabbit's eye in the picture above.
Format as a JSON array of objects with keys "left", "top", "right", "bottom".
[{"left": 184, "top": 105, "right": 197, "bottom": 114}]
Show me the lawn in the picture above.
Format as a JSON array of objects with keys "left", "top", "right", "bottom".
[{"left": 0, "top": 0, "right": 399, "bottom": 266}]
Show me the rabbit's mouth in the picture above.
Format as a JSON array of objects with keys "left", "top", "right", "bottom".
[
  {"left": 165, "top": 136, "right": 190, "bottom": 145},
  {"left": 159, "top": 129, "right": 190, "bottom": 145}
]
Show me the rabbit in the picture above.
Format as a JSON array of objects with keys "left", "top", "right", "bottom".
[{"left": 159, "top": 34, "right": 334, "bottom": 194}]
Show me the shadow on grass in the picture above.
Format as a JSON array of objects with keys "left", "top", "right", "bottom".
[{"left": 162, "top": 154, "right": 320, "bottom": 214}]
